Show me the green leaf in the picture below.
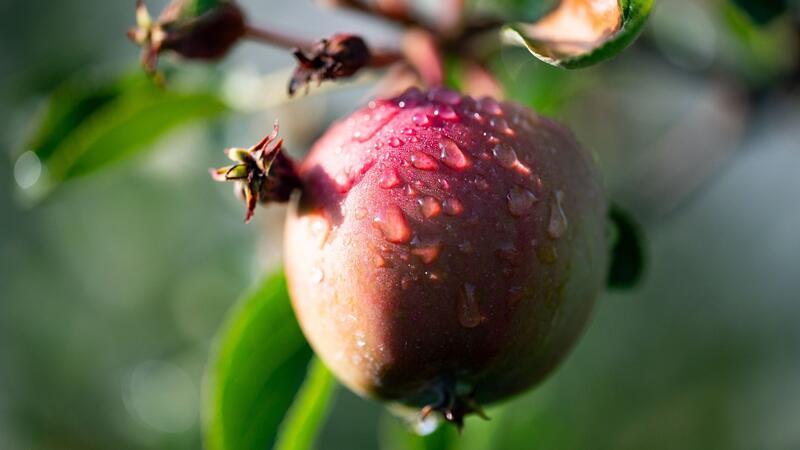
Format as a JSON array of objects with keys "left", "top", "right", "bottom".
[
  {"left": 273, "top": 357, "right": 337, "bottom": 450},
  {"left": 729, "top": 0, "right": 787, "bottom": 25},
  {"left": 203, "top": 272, "right": 314, "bottom": 450},
  {"left": 504, "top": 0, "right": 654, "bottom": 69},
  {"left": 607, "top": 204, "right": 645, "bottom": 289},
  {"left": 469, "top": 0, "right": 559, "bottom": 23},
  {"left": 20, "top": 71, "right": 227, "bottom": 201}
]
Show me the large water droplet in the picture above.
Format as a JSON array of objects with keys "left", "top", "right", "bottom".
[
  {"left": 412, "top": 112, "right": 431, "bottom": 127},
  {"left": 457, "top": 284, "right": 482, "bottom": 328},
  {"left": 373, "top": 205, "right": 412, "bottom": 243},
  {"left": 419, "top": 196, "right": 442, "bottom": 218},
  {"left": 352, "top": 104, "right": 399, "bottom": 142},
  {"left": 434, "top": 105, "right": 459, "bottom": 121},
  {"left": 443, "top": 198, "right": 464, "bottom": 216},
  {"left": 410, "top": 152, "right": 438, "bottom": 171},
  {"left": 389, "top": 137, "right": 403, "bottom": 148},
  {"left": 547, "top": 190, "right": 568, "bottom": 239},
  {"left": 438, "top": 138, "right": 469, "bottom": 169},
  {"left": 507, "top": 186, "right": 537, "bottom": 216},
  {"left": 379, "top": 168, "right": 402, "bottom": 188},
  {"left": 490, "top": 117, "right": 514, "bottom": 136},
  {"left": 430, "top": 87, "right": 462, "bottom": 105},
  {"left": 374, "top": 253, "right": 386, "bottom": 268},
  {"left": 492, "top": 143, "right": 518, "bottom": 168},
  {"left": 334, "top": 171, "right": 352, "bottom": 193},
  {"left": 310, "top": 266, "right": 324, "bottom": 283},
  {"left": 14, "top": 151, "right": 41, "bottom": 189},
  {"left": 479, "top": 97, "right": 503, "bottom": 115},
  {"left": 411, "top": 244, "right": 441, "bottom": 264},
  {"left": 310, "top": 218, "right": 330, "bottom": 247}
]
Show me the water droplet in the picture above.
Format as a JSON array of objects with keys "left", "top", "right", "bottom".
[
  {"left": 410, "top": 136, "right": 419, "bottom": 143},
  {"left": 373, "top": 205, "right": 412, "bottom": 243},
  {"left": 410, "top": 152, "right": 438, "bottom": 170},
  {"left": 507, "top": 186, "right": 537, "bottom": 216},
  {"left": 412, "top": 112, "right": 431, "bottom": 127},
  {"left": 352, "top": 104, "right": 399, "bottom": 142},
  {"left": 402, "top": 127, "right": 416, "bottom": 135},
  {"left": 490, "top": 117, "right": 514, "bottom": 135},
  {"left": 334, "top": 171, "right": 352, "bottom": 193},
  {"left": 401, "top": 275, "right": 415, "bottom": 290},
  {"left": 479, "top": 97, "right": 503, "bottom": 115},
  {"left": 389, "top": 137, "right": 403, "bottom": 148},
  {"left": 374, "top": 253, "right": 386, "bottom": 267},
  {"left": 471, "top": 111, "right": 485, "bottom": 124},
  {"left": 457, "top": 284, "right": 482, "bottom": 328},
  {"left": 438, "top": 138, "right": 469, "bottom": 169},
  {"left": 430, "top": 87, "right": 462, "bottom": 105},
  {"left": 379, "top": 168, "right": 402, "bottom": 188},
  {"left": 537, "top": 245, "right": 558, "bottom": 264},
  {"left": 508, "top": 286, "right": 524, "bottom": 307},
  {"left": 354, "top": 208, "right": 367, "bottom": 219},
  {"left": 419, "top": 196, "right": 442, "bottom": 218},
  {"left": 434, "top": 105, "right": 459, "bottom": 121},
  {"left": 547, "top": 191, "right": 568, "bottom": 239},
  {"left": 411, "top": 244, "right": 441, "bottom": 264},
  {"left": 310, "top": 218, "right": 330, "bottom": 247},
  {"left": 474, "top": 176, "right": 490, "bottom": 191},
  {"left": 427, "top": 272, "right": 440, "bottom": 281},
  {"left": 438, "top": 178, "right": 451, "bottom": 190},
  {"left": 443, "top": 198, "right": 464, "bottom": 216},
  {"left": 496, "top": 243, "right": 521, "bottom": 266},
  {"left": 492, "top": 143, "right": 518, "bottom": 168},
  {"left": 310, "top": 267, "right": 324, "bottom": 283}
]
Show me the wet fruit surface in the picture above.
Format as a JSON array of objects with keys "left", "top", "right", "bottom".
[{"left": 283, "top": 87, "right": 608, "bottom": 420}]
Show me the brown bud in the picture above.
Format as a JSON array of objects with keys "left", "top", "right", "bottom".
[
  {"left": 127, "top": 0, "right": 246, "bottom": 74},
  {"left": 289, "top": 34, "right": 371, "bottom": 96}
]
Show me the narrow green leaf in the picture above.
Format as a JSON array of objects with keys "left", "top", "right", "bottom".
[
  {"left": 203, "top": 272, "right": 313, "bottom": 450},
  {"left": 504, "top": 0, "right": 654, "bottom": 69},
  {"left": 607, "top": 204, "right": 645, "bottom": 288},
  {"left": 273, "top": 357, "right": 337, "bottom": 450},
  {"left": 19, "top": 71, "right": 227, "bottom": 201}
]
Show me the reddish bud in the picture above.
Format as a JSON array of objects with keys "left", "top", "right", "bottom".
[{"left": 289, "top": 34, "right": 371, "bottom": 96}]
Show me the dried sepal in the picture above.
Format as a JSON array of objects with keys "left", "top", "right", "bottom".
[
  {"left": 210, "top": 122, "right": 302, "bottom": 223},
  {"left": 289, "top": 34, "right": 372, "bottom": 96}
]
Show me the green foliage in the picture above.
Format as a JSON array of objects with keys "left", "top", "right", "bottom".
[
  {"left": 729, "top": 0, "right": 788, "bottom": 25},
  {"left": 469, "top": 0, "right": 559, "bottom": 23},
  {"left": 506, "top": 0, "right": 655, "bottom": 69},
  {"left": 273, "top": 358, "right": 337, "bottom": 450},
  {"left": 203, "top": 273, "right": 314, "bottom": 450},
  {"left": 20, "top": 71, "right": 227, "bottom": 201}
]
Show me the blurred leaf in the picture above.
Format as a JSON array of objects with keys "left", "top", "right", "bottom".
[
  {"left": 607, "top": 204, "right": 645, "bottom": 288},
  {"left": 504, "top": 0, "right": 654, "bottom": 68},
  {"left": 203, "top": 272, "right": 314, "bottom": 450},
  {"left": 469, "top": 0, "right": 559, "bottom": 23},
  {"left": 273, "top": 357, "right": 337, "bottom": 450},
  {"left": 729, "top": 0, "right": 788, "bottom": 25},
  {"left": 21, "top": 71, "right": 227, "bottom": 201}
]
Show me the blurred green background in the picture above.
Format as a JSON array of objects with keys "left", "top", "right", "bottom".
[{"left": 2, "top": 0, "right": 800, "bottom": 449}]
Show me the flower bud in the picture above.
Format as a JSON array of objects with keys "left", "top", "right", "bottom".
[{"left": 127, "top": 0, "right": 246, "bottom": 73}]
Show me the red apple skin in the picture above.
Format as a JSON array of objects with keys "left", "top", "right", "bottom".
[{"left": 283, "top": 88, "right": 608, "bottom": 409}]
